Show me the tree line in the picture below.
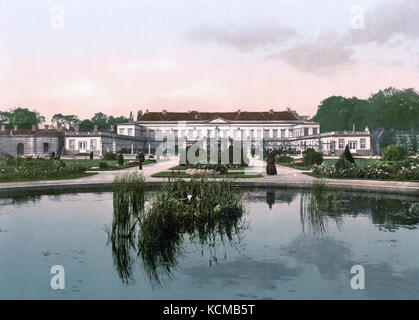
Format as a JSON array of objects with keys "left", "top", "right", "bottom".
[
  {"left": 312, "top": 87, "right": 419, "bottom": 132},
  {"left": 0, "top": 109, "right": 143, "bottom": 130}
]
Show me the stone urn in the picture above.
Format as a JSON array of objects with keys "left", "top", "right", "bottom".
[{"left": 266, "top": 152, "right": 277, "bottom": 175}]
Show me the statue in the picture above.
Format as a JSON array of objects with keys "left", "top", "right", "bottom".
[
  {"left": 266, "top": 152, "right": 277, "bottom": 175},
  {"left": 138, "top": 152, "right": 145, "bottom": 170}
]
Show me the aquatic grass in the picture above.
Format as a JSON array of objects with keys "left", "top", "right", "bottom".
[
  {"left": 137, "top": 178, "right": 248, "bottom": 285},
  {"left": 107, "top": 176, "right": 248, "bottom": 286},
  {"left": 107, "top": 172, "right": 146, "bottom": 284},
  {"left": 301, "top": 180, "right": 343, "bottom": 237}
]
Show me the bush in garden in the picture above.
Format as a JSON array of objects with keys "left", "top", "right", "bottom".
[
  {"left": 276, "top": 155, "right": 294, "bottom": 163},
  {"left": 118, "top": 153, "right": 124, "bottom": 165},
  {"left": 90, "top": 151, "right": 94, "bottom": 160},
  {"left": 99, "top": 161, "right": 109, "bottom": 169},
  {"left": 382, "top": 144, "right": 409, "bottom": 161},
  {"left": 103, "top": 152, "right": 118, "bottom": 160},
  {"left": 343, "top": 145, "right": 355, "bottom": 164},
  {"left": 335, "top": 157, "right": 353, "bottom": 170},
  {"left": 302, "top": 148, "right": 323, "bottom": 166}
]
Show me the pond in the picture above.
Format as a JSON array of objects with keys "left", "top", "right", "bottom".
[{"left": 0, "top": 188, "right": 418, "bottom": 299}]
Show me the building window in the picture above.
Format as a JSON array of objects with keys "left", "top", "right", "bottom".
[
  {"left": 338, "top": 139, "right": 345, "bottom": 149},
  {"left": 188, "top": 130, "right": 193, "bottom": 139},
  {"left": 222, "top": 130, "right": 228, "bottom": 138},
  {"left": 349, "top": 141, "right": 357, "bottom": 150},
  {"left": 264, "top": 130, "right": 270, "bottom": 138},
  {"left": 127, "top": 128, "right": 133, "bottom": 136},
  {"left": 281, "top": 129, "right": 286, "bottom": 138},
  {"left": 360, "top": 138, "right": 366, "bottom": 149},
  {"left": 304, "top": 128, "right": 309, "bottom": 136},
  {"left": 250, "top": 129, "right": 255, "bottom": 138},
  {"left": 119, "top": 128, "right": 125, "bottom": 135},
  {"left": 288, "top": 129, "right": 293, "bottom": 138},
  {"left": 69, "top": 139, "right": 75, "bottom": 150},
  {"left": 90, "top": 139, "right": 96, "bottom": 150},
  {"left": 43, "top": 143, "right": 49, "bottom": 153},
  {"left": 273, "top": 129, "right": 278, "bottom": 138},
  {"left": 313, "top": 128, "right": 318, "bottom": 135}
]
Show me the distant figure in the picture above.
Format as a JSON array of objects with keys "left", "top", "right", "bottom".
[
  {"left": 138, "top": 151, "right": 145, "bottom": 170},
  {"left": 266, "top": 152, "right": 277, "bottom": 175}
]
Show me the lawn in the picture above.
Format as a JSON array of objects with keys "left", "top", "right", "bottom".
[
  {"left": 63, "top": 159, "right": 156, "bottom": 171},
  {"left": 277, "top": 162, "right": 311, "bottom": 171},
  {"left": 151, "top": 171, "right": 263, "bottom": 178},
  {"left": 168, "top": 164, "right": 249, "bottom": 171},
  {"left": 0, "top": 172, "right": 97, "bottom": 183}
]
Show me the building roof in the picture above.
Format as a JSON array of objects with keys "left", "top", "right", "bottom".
[
  {"left": 0, "top": 129, "right": 65, "bottom": 136},
  {"left": 139, "top": 110, "right": 299, "bottom": 122}
]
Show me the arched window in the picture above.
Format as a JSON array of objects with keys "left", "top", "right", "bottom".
[{"left": 17, "top": 143, "right": 24, "bottom": 156}]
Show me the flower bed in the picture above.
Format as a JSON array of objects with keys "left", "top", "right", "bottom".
[
  {"left": 312, "top": 159, "right": 419, "bottom": 181},
  {"left": 0, "top": 156, "right": 91, "bottom": 182},
  {"left": 185, "top": 168, "right": 220, "bottom": 176}
]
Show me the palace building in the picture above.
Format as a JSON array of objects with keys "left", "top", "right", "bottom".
[{"left": 116, "top": 109, "right": 372, "bottom": 156}]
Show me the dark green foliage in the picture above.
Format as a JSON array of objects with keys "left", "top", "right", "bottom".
[
  {"left": 302, "top": 148, "right": 323, "bottom": 166},
  {"left": 99, "top": 161, "right": 109, "bottom": 169},
  {"left": 103, "top": 152, "right": 118, "bottom": 160},
  {"left": 275, "top": 155, "right": 294, "bottom": 163},
  {"left": 312, "top": 88, "right": 419, "bottom": 132},
  {"left": 118, "top": 153, "right": 124, "bottom": 165},
  {"left": 382, "top": 144, "right": 409, "bottom": 161},
  {"left": 89, "top": 151, "right": 94, "bottom": 160},
  {"left": 343, "top": 145, "right": 355, "bottom": 163},
  {"left": 335, "top": 157, "right": 353, "bottom": 170},
  {"left": 0, "top": 108, "right": 45, "bottom": 129}
]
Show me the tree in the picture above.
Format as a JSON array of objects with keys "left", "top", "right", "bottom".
[
  {"left": 51, "top": 113, "right": 80, "bottom": 130},
  {"left": 312, "top": 88, "right": 419, "bottom": 132},
  {"left": 91, "top": 112, "right": 110, "bottom": 129},
  {"left": 0, "top": 107, "right": 45, "bottom": 129},
  {"left": 137, "top": 110, "right": 143, "bottom": 121},
  {"left": 79, "top": 119, "right": 94, "bottom": 130},
  {"left": 108, "top": 115, "right": 130, "bottom": 131}
]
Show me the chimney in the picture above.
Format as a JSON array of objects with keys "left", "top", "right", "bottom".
[
  {"left": 94, "top": 124, "right": 98, "bottom": 132},
  {"left": 269, "top": 109, "right": 274, "bottom": 114},
  {"left": 145, "top": 109, "right": 149, "bottom": 113},
  {"left": 13, "top": 124, "right": 18, "bottom": 131},
  {"left": 162, "top": 109, "right": 167, "bottom": 115},
  {"left": 237, "top": 109, "right": 241, "bottom": 115},
  {"left": 44, "top": 125, "right": 49, "bottom": 131}
]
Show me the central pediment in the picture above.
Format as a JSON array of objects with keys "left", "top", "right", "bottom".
[{"left": 207, "top": 117, "right": 230, "bottom": 124}]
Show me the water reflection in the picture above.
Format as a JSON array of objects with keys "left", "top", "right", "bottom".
[
  {"left": 107, "top": 179, "right": 248, "bottom": 286},
  {"left": 298, "top": 191, "right": 419, "bottom": 236},
  {"left": 300, "top": 191, "right": 343, "bottom": 237}
]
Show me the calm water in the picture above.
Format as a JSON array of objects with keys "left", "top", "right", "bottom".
[{"left": 0, "top": 188, "right": 418, "bottom": 299}]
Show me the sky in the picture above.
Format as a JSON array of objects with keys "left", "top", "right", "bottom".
[{"left": 0, "top": 0, "right": 419, "bottom": 122}]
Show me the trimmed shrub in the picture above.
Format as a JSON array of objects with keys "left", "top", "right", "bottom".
[
  {"left": 302, "top": 148, "right": 323, "bottom": 166},
  {"left": 89, "top": 151, "right": 94, "bottom": 160},
  {"left": 103, "top": 152, "right": 118, "bottom": 160},
  {"left": 118, "top": 153, "right": 124, "bottom": 166},
  {"left": 343, "top": 145, "right": 355, "bottom": 163},
  {"left": 335, "top": 157, "right": 353, "bottom": 170},
  {"left": 383, "top": 144, "right": 409, "bottom": 161}
]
